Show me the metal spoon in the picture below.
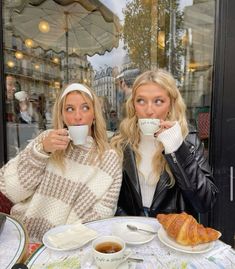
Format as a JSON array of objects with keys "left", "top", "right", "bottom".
[
  {"left": 126, "top": 224, "right": 157, "bottom": 234},
  {"left": 128, "top": 257, "right": 144, "bottom": 263}
]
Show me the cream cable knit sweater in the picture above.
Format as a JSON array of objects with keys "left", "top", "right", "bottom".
[{"left": 0, "top": 131, "right": 122, "bottom": 242}]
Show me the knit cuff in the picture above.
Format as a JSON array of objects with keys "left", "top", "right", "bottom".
[
  {"left": 157, "top": 121, "right": 183, "bottom": 154},
  {"left": 33, "top": 142, "right": 51, "bottom": 159}
]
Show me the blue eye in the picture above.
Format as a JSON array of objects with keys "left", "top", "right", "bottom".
[
  {"left": 136, "top": 98, "right": 145, "bottom": 105},
  {"left": 154, "top": 99, "right": 163, "bottom": 105},
  {"left": 66, "top": 107, "right": 73, "bottom": 112},
  {"left": 82, "top": 105, "right": 90, "bottom": 111}
]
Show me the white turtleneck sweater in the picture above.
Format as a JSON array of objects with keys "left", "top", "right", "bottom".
[
  {"left": 138, "top": 122, "right": 183, "bottom": 208},
  {"left": 138, "top": 135, "right": 157, "bottom": 207}
]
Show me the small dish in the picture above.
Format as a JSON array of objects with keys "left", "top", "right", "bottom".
[
  {"left": 112, "top": 221, "right": 156, "bottom": 245},
  {"left": 42, "top": 224, "right": 97, "bottom": 251},
  {"left": 157, "top": 227, "right": 215, "bottom": 254},
  {"left": 117, "top": 260, "right": 136, "bottom": 269}
]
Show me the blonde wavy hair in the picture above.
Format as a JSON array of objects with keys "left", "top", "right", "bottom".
[
  {"left": 111, "top": 69, "right": 188, "bottom": 186},
  {"left": 51, "top": 84, "right": 109, "bottom": 166}
]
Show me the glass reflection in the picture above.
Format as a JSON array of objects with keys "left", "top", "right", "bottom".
[{"left": 3, "top": 0, "right": 215, "bottom": 159}]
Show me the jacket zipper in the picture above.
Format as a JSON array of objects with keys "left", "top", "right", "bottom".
[
  {"left": 171, "top": 152, "right": 191, "bottom": 189},
  {"left": 151, "top": 174, "right": 170, "bottom": 207},
  {"left": 171, "top": 152, "right": 177, "bottom": 163}
]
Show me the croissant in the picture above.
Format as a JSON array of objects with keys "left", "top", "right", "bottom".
[{"left": 157, "top": 212, "right": 221, "bottom": 246}]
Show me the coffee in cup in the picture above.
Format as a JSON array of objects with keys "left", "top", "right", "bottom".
[
  {"left": 92, "top": 235, "right": 131, "bottom": 269},
  {"left": 138, "top": 118, "right": 161, "bottom": 135},
  {"left": 68, "top": 125, "right": 89, "bottom": 145}
]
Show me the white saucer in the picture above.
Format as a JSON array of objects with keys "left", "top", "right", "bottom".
[
  {"left": 118, "top": 261, "right": 136, "bottom": 269},
  {"left": 94, "top": 261, "right": 136, "bottom": 269},
  {"left": 112, "top": 221, "right": 156, "bottom": 245}
]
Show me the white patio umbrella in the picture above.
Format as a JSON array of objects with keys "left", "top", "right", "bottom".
[{"left": 11, "top": 0, "right": 121, "bottom": 82}]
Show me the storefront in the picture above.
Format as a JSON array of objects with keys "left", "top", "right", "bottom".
[{"left": 0, "top": 0, "right": 234, "bottom": 246}]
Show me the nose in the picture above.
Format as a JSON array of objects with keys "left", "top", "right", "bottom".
[
  {"left": 146, "top": 103, "right": 154, "bottom": 117},
  {"left": 74, "top": 110, "right": 82, "bottom": 123}
]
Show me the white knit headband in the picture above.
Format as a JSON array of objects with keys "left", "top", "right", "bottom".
[{"left": 60, "top": 83, "right": 93, "bottom": 100}]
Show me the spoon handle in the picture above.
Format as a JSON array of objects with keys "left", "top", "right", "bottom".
[
  {"left": 138, "top": 228, "right": 157, "bottom": 234},
  {"left": 128, "top": 257, "right": 144, "bottom": 263}
]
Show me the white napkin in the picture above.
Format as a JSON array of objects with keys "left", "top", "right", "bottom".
[{"left": 47, "top": 223, "right": 98, "bottom": 249}]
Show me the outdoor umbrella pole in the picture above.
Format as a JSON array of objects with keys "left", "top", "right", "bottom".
[
  {"left": 65, "top": 12, "right": 69, "bottom": 84},
  {"left": 66, "top": 30, "right": 69, "bottom": 83}
]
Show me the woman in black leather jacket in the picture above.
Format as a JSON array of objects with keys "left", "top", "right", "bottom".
[{"left": 111, "top": 69, "right": 218, "bottom": 219}]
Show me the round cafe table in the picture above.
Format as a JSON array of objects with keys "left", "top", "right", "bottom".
[
  {"left": 0, "top": 213, "right": 28, "bottom": 269},
  {"left": 26, "top": 216, "right": 235, "bottom": 269}
]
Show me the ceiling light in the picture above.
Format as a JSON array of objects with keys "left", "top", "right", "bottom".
[
  {"left": 15, "top": 51, "right": 23, "bottom": 59},
  {"left": 34, "top": 64, "right": 40, "bottom": 70},
  {"left": 7, "top": 60, "right": 15, "bottom": 68},
  {"left": 53, "top": 57, "right": 59, "bottom": 64},
  {"left": 38, "top": 20, "right": 50, "bottom": 33},
  {"left": 25, "top": 39, "right": 34, "bottom": 48}
]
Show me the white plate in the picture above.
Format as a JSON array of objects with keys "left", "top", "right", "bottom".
[
  {"left": 112, "top": 221, "right": 156, "bottom": 245},
  {"left": 42, "top": 224, "right": 97, "bottom": 251},
  {"left": 0, "top": 214, "right": 27, "bottom": 269},
  {"left": 157, "top": 227, "right": 215, "bottom": 254}
]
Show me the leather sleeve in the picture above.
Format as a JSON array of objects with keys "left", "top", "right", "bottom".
[{"left": 164, "top": 131, "right": 219, "bottom": 213}]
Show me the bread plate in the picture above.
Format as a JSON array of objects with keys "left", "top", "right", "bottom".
[{"left": 157, "top": 227, "right": 215, "bottom": 254}]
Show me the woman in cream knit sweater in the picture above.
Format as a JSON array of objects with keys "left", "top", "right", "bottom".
[{"left": 0, "top": 83, "right": 122, "bottom": 242}]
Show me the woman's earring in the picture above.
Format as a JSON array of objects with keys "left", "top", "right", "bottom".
[{"left": 167, "top": 112, "right": 171, "bottom": 120}]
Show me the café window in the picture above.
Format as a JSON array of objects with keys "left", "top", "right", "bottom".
[{"left": 2, "top": 0, "right": 215, "bottom": 160}]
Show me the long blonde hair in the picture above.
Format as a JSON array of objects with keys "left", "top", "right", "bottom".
[
  {"left": 51, "top": 84, "right": 109, "bottom": 166},
  {"left": 111, "top": 69, "right": 188, "bottom": 186}
]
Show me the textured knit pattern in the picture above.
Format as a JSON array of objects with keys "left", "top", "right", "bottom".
[
  {"left": 138, "top": 134, "right": 158, "bottom": 207},
  {"left": 0, "top": 131, "right": 122, "bottom": 242},
  {"left": 157, "top": 121, "right": 183, "bottom": 154}
]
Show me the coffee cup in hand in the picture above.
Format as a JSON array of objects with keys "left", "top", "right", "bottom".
[
  {"left": 68, "top": 125, "right": 89, "bottom": 145},
  {"left": 138, "top": 118, "right": 161, "bottom": 135},
  {"left": 92, "top": 235, "right": 131, "bottom": 269}
]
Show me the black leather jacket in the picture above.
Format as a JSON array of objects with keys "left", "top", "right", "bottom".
[{"left": 116, "top": 127, "right": 218, "bottom": 218}]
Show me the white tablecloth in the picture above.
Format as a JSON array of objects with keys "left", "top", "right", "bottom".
[{"left": 26, "top": 216, "right": 235, "bottom": 269}]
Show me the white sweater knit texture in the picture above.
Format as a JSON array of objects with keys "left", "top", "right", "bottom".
[
  {"left": 0, "top": 131, "right": 122, "bottom": 242},
  {"left": 138, "top": 122, "right": 183, "bottom": 207},
  {"left": 138, "top": 134, "right": 158, "bottom": 207}
]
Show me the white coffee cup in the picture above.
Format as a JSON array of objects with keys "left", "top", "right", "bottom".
[
  {"left": 68, "top": 125, "right": 89, "bottom": 145},
  {"left": 138, "top": 118, "right": 161, "bottom": 135},
  {"left": 92, "top": 235, "right": 131, "bottom": 269}
]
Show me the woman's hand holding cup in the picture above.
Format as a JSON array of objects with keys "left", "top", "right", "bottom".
[{"left": 42, "top": 129, "right": 70, "bottom": 153}]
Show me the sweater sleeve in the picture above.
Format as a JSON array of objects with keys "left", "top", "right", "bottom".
[
  {"left": 157, "top": 121, "right": 183, "bottom": 154},
  {"left": 82, "top": 150, "right": 122, "bottom": 222},
  {"left": 0, "top": 130, "right": 50, "bottom": 203}
]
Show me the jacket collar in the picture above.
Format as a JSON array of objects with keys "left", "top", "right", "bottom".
[{"left": 123, "top": 145, "right": 142, "bottom": 199}]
